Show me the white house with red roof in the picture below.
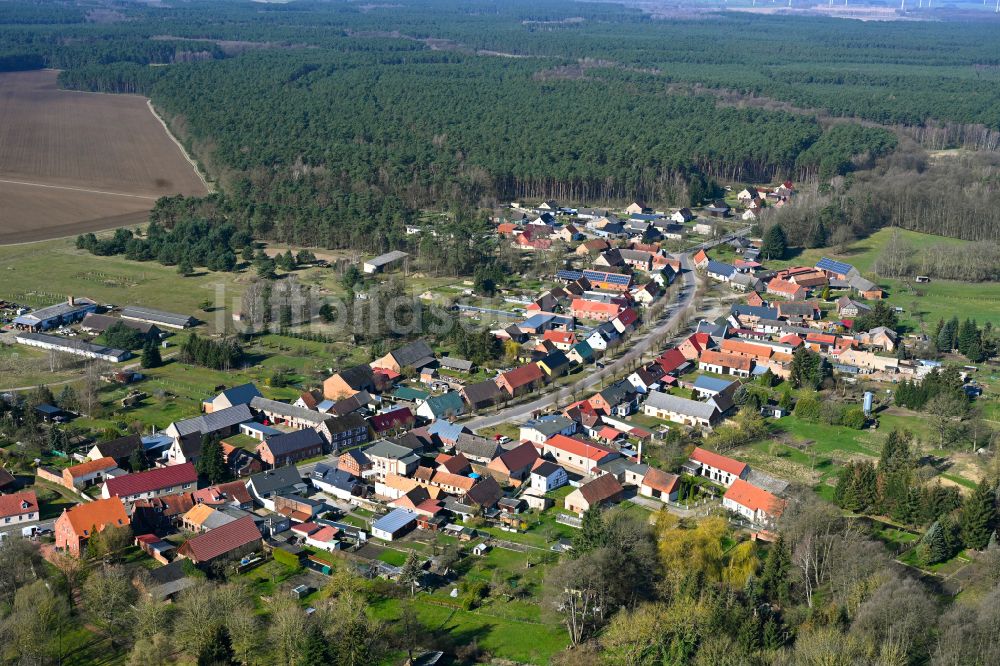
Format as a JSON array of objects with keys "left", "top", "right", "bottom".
[
  {"left": 0, "top": 490, "right": 39, "bottom": 526},
  {"left": 723, "top": 479, "right": 784, "bottom": 525},
  {"left": 538, "top": 434, "right": 619, "bottom": 474},
  {"left": 686, "top": 447, "right": 749, "bottom": 487}
]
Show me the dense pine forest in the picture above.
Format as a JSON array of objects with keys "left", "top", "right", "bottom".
[{"left": 2, "top": 0, "right": 1000, "bottom": 249}]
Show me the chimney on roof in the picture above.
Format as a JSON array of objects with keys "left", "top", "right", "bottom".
[{"left": 67, "top": 295, "right": 74, "bottom": 306}]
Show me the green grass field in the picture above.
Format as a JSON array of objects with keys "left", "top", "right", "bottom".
[
  {"left": 764, "top": 228, "right": 999, "bottom": 329},
  {"left": 0, "top": 237, "right": 245, "bottom": 331}
]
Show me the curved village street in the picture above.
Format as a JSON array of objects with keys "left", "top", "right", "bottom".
[{"left": 465, "top": 252, "right": 699, "bottom": 431}]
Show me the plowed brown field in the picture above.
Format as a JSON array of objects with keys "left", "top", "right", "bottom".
[{"left": 0, "top": 69, "right": 208, "bottom": 244}]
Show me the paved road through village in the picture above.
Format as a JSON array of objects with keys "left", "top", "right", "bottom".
[{"left": 464, "top": 252, "right": 700, "bottom": 431}]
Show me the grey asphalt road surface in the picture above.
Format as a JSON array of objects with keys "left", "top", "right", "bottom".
[{"left": 465, "top": 252, "right": 700, "bottom": 431}]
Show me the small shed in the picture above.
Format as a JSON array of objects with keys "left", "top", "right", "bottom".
[{"left": 472, "top": 542, "right": 490, "bottom": 556}]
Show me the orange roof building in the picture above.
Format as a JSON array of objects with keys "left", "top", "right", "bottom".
[
  {"left": 698, "top": 350, "right": 753, "bottom": 377},
  {"left": 62, "top": 456, "right": 118, "bottom": 490},
  {"left": 723, "top": 479, "right": 784, "bottom": 524},
  {"left": 571, "top": 299, "right": 622, "bottom": 321},
  {"left": 688, "top": 447, "right": 749, "bottom": 487},
  {"left": 55, "top": 496, "right": 129, "bottom": 557}
]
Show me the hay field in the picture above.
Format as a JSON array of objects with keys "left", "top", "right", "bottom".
[{"left": 0, "top": 69, "right": 208, "bottom": 243}]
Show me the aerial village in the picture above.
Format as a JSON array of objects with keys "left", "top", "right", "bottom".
[{"left": 0, "top": 182, "right": 987, "bottom": 662}]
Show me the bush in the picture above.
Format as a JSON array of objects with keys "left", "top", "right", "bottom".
[
  {"left": 840, "top": 407, "right": 867, "bottom": 429},
  {"left": 794, "top": 393, "right": 822, "bottom": 421}
]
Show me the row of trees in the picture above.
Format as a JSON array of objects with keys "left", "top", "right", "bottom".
[{"left": 179, "top": 333, "right": 243, "bottom": 370}]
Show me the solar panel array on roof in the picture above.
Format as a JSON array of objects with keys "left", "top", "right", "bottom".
[
  {"left": 373, "top": 508, "right": 417, "bottom": 534},
  {"left": 583, "top": 270, "right": 631, "bottom": 286},
  {"left": 556, "top": 270, "right": 583, "bottom": 281},
  {"left": 816, "top": 257, "right": 855, "bottom": 276}
]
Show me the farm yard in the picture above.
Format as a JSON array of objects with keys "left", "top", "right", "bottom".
[{"left": 0, "top": 69, "right": 208, "bottom": 244}]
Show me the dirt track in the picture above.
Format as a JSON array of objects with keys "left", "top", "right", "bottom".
[{"left": 0, "top": 69, "right": 209, "bottom": 244}]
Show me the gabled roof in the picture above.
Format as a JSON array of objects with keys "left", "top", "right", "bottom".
[
  {"left": 373, "top": 508, "right": 417, "bottom": 533},
  {"left": 0, "top": 490, "right": 38, "bottom": 518},
  {"left": 700, "top": 350, "right": 753, "bottom": 372},
  {"left": 532, "top": 461, "right": 564, "bottom": 478},
  {"left": 706, "top": 260, "right": 737, "bottom": 278},
  {"left": 250, "top": 397, "right": 331, "bottom": 426},
  {"left": 427, "top": 419, "right": 466, "bottom": 444},
  {"left": 193, "top": 481, "right": 253, "bottom": 507},
  {"left": 523, "top": 414, "right": 575, "bottom": 437},
  {"left": 260, "top": 428, "right": 324, "bottom": 457},
  {"left": 61, "top": 497, "right": 128, "bottom": 537},
  {"left": 389, "top": 339, "right": 435, "bottom": 368},
  {"left": 724, "top": 478, "right": 783, "bottom": 515},
  {"left": 577, "top": 474, "right": 623, "bottom": 504},
  {"left": 645, "top": 391, "right": 719, "bottom": 421},
  {"left": 105, "top": 462, "right": 197, "bottom": 498},
  {"left": 692, "top": 375, "right": 738, "bottom": 394},
  {"left": 439, "top": 356, "right": 473, "bottom": 372},
  {"left": 247, "top": 466, "right": 303, "bottom": 494},
  {"left": 178, "top": 516, "right": 261, "bottom": 562},
  {"left": 370, "top": 407, "right": 414, "bottom": 432},
  {"left": 331, "top": 364, "right": 376, "bottom": 390},
  {"left": 65, "top": 456, "right": 118, "bottom": 479},
  {"left": 642, "top": 468, "right": 680, "bottom": 495},
  {"left": 462, "top": 379, "right": 503, "bottom": 405},
  {"left": 120, "top": 305, "right": 194, "bottom": 328},
  {"left": 365, "top": 440, "right": 421, "bottom": 466},
  {"left": 488, "top": 442, "right": 539, "bottom": 473},
  {"left": 815, "top": 257, "right": 855, "bottom": 275},
  {"left": 655, "top": 348, "right": 689, "bottom": 374},
  {"left": 421, "top": 392, "right": 465, "bottom": 418},
  {"left": 691, "top": 447, "right": 747, "bottom": 476},
  {"left": 464, "top": 476, "right": 503, "bottom": 507},
  {"left": 455, "top": 434, "right": 501, "bottom": 461},
  {"left": 546, "top": 435, "right": 615, "bottom": 462},
  {"left": 171, "top": 404, "right": 254, "bottom": 438},
  {"left": 91, "top": 434, "right": 143, "bottom": 461},
  {"left": 213, "top": 383, "right": 262, "bottom": 407},
  {"left": 498, "top": 364, "right": 543, "bottom": 389}
]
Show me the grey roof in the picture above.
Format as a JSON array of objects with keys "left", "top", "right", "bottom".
[
  {"left": 531, "top": 461, "right": 564, "bottom": 478},
  {"left": 81, "top": 313, "right": 159, "bottom": 336},
  {"left": 462, "top": 380, "right": 502, "bottom": 406},
  {"left": 439, "top": 356, "right": 473, "bottom": 372},
  {"left": 373, "top": 508, "right": 417, "bottom": 534},
  {"left": 93, "top": 434, "right": 143, "bottom": 461},
  {"left": 311, "top": 464, "right": 360, "bottom": 492},
  {"left": 599, "top": 380, "right": 637, "bottom": 407},
  {"left": 390, "top": 339, "right": 435, "bottom": 368},
  {"left": 170, "top": 403, "right": 254, "bottom": 438},
  {"left": 120, "top": 305, "right": 195, "bottom": 327},
  {"left": 333, "top": 364, "right": 376, "bottom": 390},
  {"left": 247, "top": 465, "right": 303, "bottom": 495},
  {"left": 16, "top": 332, "right": 129, "bottom": 360},
  {"left": 250, "top": 396, "right": 331, "bottom": 426},
  {"left": 365, "top": 439, "right": 421, "bottom": 466},
  {"left": 455, "top": 433, "right": 501, "bottom": 461},
  {"left": 364, "top": 250, "right": 409, "bottom": 268},
  {"left": 523, "top": 414, "right": 575, "bottom": 437},
  {"left": 262, "top": 428, "right": 324, "bottom": 456},
  {"left": 215, "top": 383, "right": 262, "bottom": 406},
  {"left": 13, "top": 298, "right": 96, "bottom": 325},
  {"left": 848, "top": 274, "right": 878, "bottom": 292},
  {"left": 644, "top": 391, "right": 719, "bottom": 420}
]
